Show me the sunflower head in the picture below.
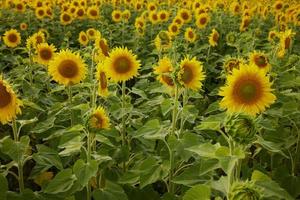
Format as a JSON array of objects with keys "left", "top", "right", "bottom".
[
  {"left": 122, "top": 9, "right": 131, "bottom": 22},
  {"left": 3, "top": 29, "right": 21, "bottom": 48},
  {"left": 87, "top": 6, "right": 99, "bottom": 19},
  {"left": 195, "top": 13, "right": 210, "bottom": 29},
  {"left": 219, "top": 64, "right": 276, "bottom": 116},
  {"left": 60, "top": 12, "right": 73, "bottom": 25},
  {"left": 112, "top": 10, "right": 122, "bottom": 22},
  {"left": 178, "top": 8, "right": 192, "bottom": 23},
  {"left": 95, "top": 38, "right": 109, "bottom": 57},
  {"left": 184, "top": 27, "right": 197, "bottom": 43},
  {"left": 96, "top": 63, "right": 109, "bottom": 97},
  {"left": 48, "top": 49, "right": 87, "bottom": 86},
  {"left": 208, "top": 28, "right": 219, "bottom": 47},
  {"left": 223, "top": 57, "right": 245, "bottom": 74},
  {"left": 86, "top": 28, "right": 101, "bottom": 40},
  {"left": 240, "top": 16, "right": 251, "bottom": 32},
  {"left": 89, "top": 106, "right": 110, "bottom": 130},
  {"left": 105, "top": 47, "right": 140, "bottom": 82},
  {"left": 249, "top": 51, "right": 271, "bottom": 73},
  {"left": 78, "top": 31, "right": 89, "bottom": 46},
  {"left": 158, "top": 10, "right": 169, "bottom": 22},
  {"left": 268, "top": 30, "right": 278, "bottom": 43},
  {"left": 35, "top": 43, "right": 57, "bottom": 66},
  {"left": 168, "top": 23, "right": 180, "bottom": 36},
  {"left": 76, "top": 7, "right": 86, "bottom": 19},
  {"left": 154, "top": 31, "right": 172, "bottom": 51},
  {"left": 229, "top": 181, "right": 261, "bottom": 200},
  {"left": 279, "top": 29, "right": 295, "bottom": 50},
  {"left": 177, "top": 56, "right": 206, "bottom": 91},
  {"left": 149, "top": 11, "right": 159, "bottom": 24},
  {"left": 153, "top": 57, "right": 174, "bottom": 88},
  {"left": 225, "top": 31, "right": 238, "bottom": 46},
  {"left": 20, "top": 23, "right": 28, "bottom": 31},
  {"left": 0, "top": 75, "right": 22, "bottom": 124}
]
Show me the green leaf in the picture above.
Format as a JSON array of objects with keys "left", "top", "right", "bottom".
[
  {"left": 255, "top": 136, "right": 289, "bottom": 158},
  {"left": 58, "top": 136, "right": 84, "bottom": 156},
  {"left": 93, "top": 181, "right": 128, "bottom": 200},
  {"left": 31, "top": 116, "right": 56, "bottom": 134},
  {"left": 1, "top": 136, "right": 30, "bottom": 162},
  {"left": 186, "top": 143, "right": 221, "bottom": 158},
  {"left": 43, "top": 169, "right": 77, "bottom": 194},
  {"left": 183, "top": 184, "right": 211, "bottom": 200},
  {"left": 133, "top": 119, "right": 166, "bottom": 140},
  {"left": 160, "top": 99, "right": 173, "bottom": 116},
  {"left": 73, "top": 159, "right": 98, "bottom": 187},
  {"left": 0, "top": 174, "right": 8, "bottom": 200},
  {"left": 196, "top": 113, "right": 226, "bottom": 131},
  {"left": 251, "top": 170, "right": 293, "bottom": 200},
  {"left": 131, "top": 87, "right": 148, "bottom": 99},
  {"left": 44, "top": 124, "right": 85, "bottom": 141}
]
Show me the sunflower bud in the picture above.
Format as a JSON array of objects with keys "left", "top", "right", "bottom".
[
  {"left": 229, "top": 181, "right": 261, "bottom": 200},
  {"left": 226, "top": 32, "right": 238, "bottom": 46},
  {"left": 225, "top": 114, "right": 257, "bottom": 144}
]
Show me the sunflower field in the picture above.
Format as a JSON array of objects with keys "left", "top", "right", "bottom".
[{"left": 0, "top": 0, "right": 300, "bottom": 199}]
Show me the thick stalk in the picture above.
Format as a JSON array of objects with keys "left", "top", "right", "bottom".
[
  {"left": 121, "top": 81, "right": 127, "bottom": 171},
  {"left": 67, "top": 85, "right": 74, "bottom": 126},
  {"left": 171, "top": 85, "right": 179, "bottom": 136},
  {"left": 179, "top": 89, "right": 188, "bottom": 136}
]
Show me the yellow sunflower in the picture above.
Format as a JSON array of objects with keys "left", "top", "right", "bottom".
[
  {"left": 184, "top": 27, "right": 197, "bottom": 43},
  {"left": 149, "top": 11, "right": 159, "bottom": 24},
  {"left": 273, "top": 0, "right": 284, "bottom": 12},
  {"left": 35, "top": 7, "right": 46, "bottom": 19},
  {"left": 20, "top": 23, "right": 28, "bottom": 31},
  {"left": 60, "top": 12, "right": 73, "bottom": 25},
  {"left": 223, "top": 57, "right": 245, "bottom": 74},
  {"left": 122, "top": 9, "right": 131, "bottom": 22},
  {"left": 90, "top": 106, "right": 110, "bottom": 129},
  {"left": 268, "top": 30, "right": 278, "bottom": 43},
  {"left": 0, "top": 75, "right": 22, "bottom": 125},
  {"left": 3, "top": 29, "right": 21, "bottom": 48},
  {"left": 219, "top": 64, "right": 276, "bottom": 116},
  {"left": 15, "top": 2, "right": 26, "bottom": 13},
  {"left": 173, "top": 16, "right": 184, "bottom": 26},
  {"left": 87, "top": 6, "right": 99, "bottom": 20},
  {"left": 158, "top": 10, "right": 169, "bottom": 22},
  {"left": 178, "top": 8, "right": 192, "bottom": 23},
  {"left": 86, "top": 28, "right": 101, "bottom": 41},
  {"left": 153, "top": 57, "right": 174, "bottom": 88},
  {"left": 208, "top": 28, "right": 219, "bottom": 47},
  {"left": 48, "top": 49, "right": 87, "bottom": 85},
  {"left": 76, "top": 7, "right": 86, "bottom": 19},
  {"left": 105, "top": 47, "right": 140, "bottom": 82},
  {"left": 78, "top": 31, "right": 89, "bottom": 46},
  {"left": 168, "top": 23, "right": 180, "bottom": 36},
  {"left": 96, "top": 63, "right": 109, "bottom": 97},
  {"left": 240, "top": 16, "right": 251, "bottom": 32},
  {"left": 249, "top": 51, "right": 271, "bottom": 73},
  {"left": 147, "top": 2, "right": 157, "bottom": 12},
  {"left": 177, "top": 57, "right": 206, "bottom": 91},
  {"left": 154, "top": 31, "right": 172, "bottom": 51},
  {"left": 34, "top": 43, "right": 56, "bottom": 65},
  {"left": 95, "top": 38, "right": 109, "bottom": 57},
  {"left": 112, "top": 10, "right": 122, "bottom": 22},
  {"left": 279, "top": 29, "right": 295, "bottom": 50},
  {"left": 195, "top": 13, "right": 210, "bottom": 29}
]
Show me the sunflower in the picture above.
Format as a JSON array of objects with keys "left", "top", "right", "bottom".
[
  {"left": 153, "top": 57, "right": 174, "bottom": 88},
  {"left": 173, "top": 16, "right": 184, "bottom": 26},
  {"left": 60, "top": 12, "right": 73, "bottom": 25},
  {"left": 208, "top": 28, "right": 219, "bottom": 47},
  {"left": 20, "top": 22, "right": 28, "bottom": 31},
  {"left": 149, "top": 11, "right": 159, "bottom": 24},
  {"left": 122, "top": 9, "right": 131, "bottom": 22},
  {"left": 178, "top": 8, "right": 192, "bottom": 23},
  {"left": 219, "top": 64, "right": 276, "bottom": 116},
  {"left": 96, "top": 63, "right": 109, "bottom": 97},
  {"left": 105, "top": 47, "right": 140, "bottom": 82},
  {"left": 249, "top": 51, "right": 271, "bottom": 73},
  {"left": 112, "top": 10, "right": 122, "bottom": 22},
  {"left": 35, "top": 43, "right": 56, "bottom": 66},
  {"left": 177, "top": 57, "right": 205, "bottom": 91},
  {"left": 273, "top": 0, "right": 284, "bottom": 12},
  {"left": 184, "top": 27, "right": 197, "bottom": 43},
  {"left": 279, "top": 29, "right": 295, "bottom": 50},
  {"left": 147, "top": 2, "right": 157, "bottom": 12},
  {"left": 0, "top": 75, "right": 22, "bottom": 125},
  {"left": 28, "top": 31, "right": 46, "bottom": 49},
  {"left": 15, "top": 2, "right": 26, "bottom": 13},
  {"left": 195, "top": 13, "right": 210, "bottom": 29},
  {"left": 35, "top": 7, "right": 46, "bottom": 19},
  {"left": 268, "top": 30, "right": 278, "bottom": 43},
  {"left": 168, "top": 23, "right": 180, "bottom": 36},
  {"left": 154, "top": 31, "right": 172, "bottom": 50},
  {"left": 89, "top": 106, "right": 110, "bottom": 129},
  {"left": 223, "top": 57, "right": 245, "bottom": 74},
  {"left": 78, "top": 31, "right": 89, "bottom": 46},
  {"left": 86, "top": 28, "right": 101, "bottom": 40},
  {"left": 76, "top": 7, "right": 86, "bottom": 19},
  {"left": 3, "top": 29, "right": 21, "bottom": 48},
  {"left": 230, "top": 2, "right": 240, "bottom": 15},
  {"left": 87, "top": 6, "right": 99, "bottom": 19},
  {"left": 240, "top": 16, "right": 251, "bottom": 32},
  {"left": 158, "top": 10, "right": 169, "bottom": 22},
  {"left": 95, "top": 38, "right": 109, "bottom": 57},
  {"left": 48, "top": 49, "right": 87, "bottom": 85},
  {"left": 135, "top": 17, "right": 145, "bottom": 30}
]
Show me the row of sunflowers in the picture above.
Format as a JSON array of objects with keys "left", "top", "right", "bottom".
[{"left": 0, "top": 0, "right": 300, "bottom": 199}]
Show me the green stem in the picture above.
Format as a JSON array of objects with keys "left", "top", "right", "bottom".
[
  {"left": 90, "top": 49, "right": 97, "bottom": 109},
  {"left": 171, "top": 85, "right": 179, "bottom": 136},
  {"left": 179, "top": 89, "right": 188, "bottom": 136},
  {"left": 86, "top": 129, "right": 92, "bottom": 200},
  {"left": 67, "top": 85, "right": 74, "bottom": 126},
  {"left": 163, "top": 139, "right": 174, "bottom": 194},
  {"left": 12, "top": 119, "right": 24, "bottom": 193},
  {"left": 121, "top": 81, "right": 127, "bottom": 171}
]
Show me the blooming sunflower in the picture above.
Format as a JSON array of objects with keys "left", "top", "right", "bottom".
[
  {"left": 86, "top": 28, "right": 100, "bottom": 40},
  {"left": 279, "top": 29, "right": 295, "bottom": 50},
  {"left": 0, "top": 75, "right": 22, "bottom": 124},
  {"left": 149, "top": 12, "right": 159, "bottom": 24},
  {"left": 154, "top": 31, "right": 172, "bottom": 51},
  {"left": 90, "top": 106, "right": 110, "bottom": 129},
  {"left": 105, "top": 47, "right": 140, "bottom": 82},
  {"left": 35, "top": 7, "right": 46, "bottom": 19},
  {"left": 20, "top": 23, "right": 28, "bottom": 31},
  {"left": 60, "top": 12, "right": 73, "bottom": 25},
  {"left": 177, "top": 57, "right": 206, "bottom": 91},
  {"left": 78, "top": 31, "right": 89, "bottom": 46},
  {"left": 112, "top": 10, "right": 122, "bottom": 22},
  {"left": 158, "top": 10, "right": 169, "bottom": 22},
  {"left": 15, "top": 2, "right": 26, "bottom": 13},
  {"left": 249, "top": 51, "right": 271, "bottom": 73},
  {"left": 219, "top": 64, "right": 276, "bottom": 116},
  {"left": 87, "top": 6, "right": 99, "bottom": 20},
  {"left": 240, "top": 16, "right": 251, "bottom": 32},
  {"left": 35, "top": 43, "right": 56, "bottom": 66},
  {"left": 268, "top": 30, "right": 278, "bottom": 43},
  {"left": 178, "top": 8, "right": 192, "bottom": 23},
  {"left": 122, "top": 9, "right": 131, "bottom": 22},
  {"left": 195, "top": 13, "right": 210, "bottom": 29},
  {"left": 76, "top": 7, "right": 85, "bottom": 19},
  {"left": 223, "top": 57, "right": 245, "bottom": 74},
  {"left": 95, "top": 38, "right": 109, "bottom": 57},
  {"left": 168, "top": 23, "right": 180, "bottom": 36},
  {"left": 153, "top": 57, "right": 174, "bottom": 88},
  {"left": 48, "top": 50, "right": 87, "bottom": 85},
  {"left": 96, "top": 63, "right": 109, "bottom": 97},
  {"left": 184, "top": 27, "right": 197, "bottom": 43},
  {"left": 173, "top": 16, "right": 184, "bottom": 26},
  {"left": 3, "top": 29, "right": 21, "bottom": 48},
  {"left": 208, "top": 28, "right": 219, "bottom": 47}
]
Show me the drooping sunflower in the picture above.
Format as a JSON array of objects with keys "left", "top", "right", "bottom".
[
  {"left": 89, "top": 106, "right": 110, "bottom": 129},
  {"left": 154, "top": 31, "right": 172, "bottom": 50},
  {"left": 105, "top": 47, "right": 140, "bottom": 82},
  {"left": 112, "top": 10, "right": 122, "bottom": 22},
  {"left": 184, "top": 27, "right": 197, "bottom": 43},
  {"left": 0, "top": 75, "right": 22, "bottom": 125},
  {"left": 240, "top": 16, "right": 251, "bottom": 32},
  {"left": 208, "top": 28, "right": 219, "bottom": 47},
  {"left": 153, "top": 57, "right": 174, "bottom": 88},
  {"left": 60, "top": 12, "right": 73, "bottom": 25},
  {"left": 95, "top": 38, "right": 109, "bottom": 57},
  {"left": 178, "top": 8, "right": 192, "bottom": 23},
  {"left": 268, "top": 30, "right": 278, "bottom": 43},
  {"left": 219, "top": 64, "right": 276, "bottom": 116},
  {"left": 35, "top": 43, "right": 56, "bottom": 66},
  {"left": 87, "top": 6, "right": 99, "bottom": 20},
  {"left": 249, "top": 51, "right": 271, "bottom": 73},
  {"left": 96, "top": 63, "right": 109, "bottom": 97},
  {"left": 48, "top": 50, "right": 87, "bottom": 85},
  {"left": 177, "top": 57, "right": 206, "bottom": 91},
  {"left": 195, "top": 13, "right": 210, "bottom": 29},
  {"left": 78, "top": 31, "right": 89, "bottom": 46},
  {"left": 3, "top": 29, "right": 21, "bottom": 48}
]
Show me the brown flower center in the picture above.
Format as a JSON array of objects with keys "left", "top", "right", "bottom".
[
  {"left": 0, "top": 83, "right": 12, "bottom": 108},
  {"left": 233, "top": 78, "right": 262, "bottom": 104},
  {"left": 162, "top": 75, "right": 174, "bottom": 86},
  {"left": 254, "top": 55, "right": 268, "bottom": 68},
  {"left": 200, "top": 17, "right": 207, "bottom": 25},
  {"left": 62, "top": 13, "right": 71, "bottom": 22},
  {"left": 188, "top": 31, "right": 194, "bottom": 39},
  {"left": 100, "top": 72, "right": 107, "bottom": 89},
  {"left": 77, "top": 9, "right": 84, "bottom": 16},
  {"left": 90, "top": 9, "right": 98, "bottom": 17},
  {"left": 181, "top": 64, "right": 194, "bottom": 84},
  {"left": 113, "top": 56, "right": 131, "bottom": 74},
  {"left": 58, "top": 59, "right": 79, "bottom": 78},
  {"left": 8, "top": 33, "right": 18, "bottom": 43},
  {"left": 100, "top": 40, "right": 109, "bottom": 56},
  {"left": 181, "top": 12, "right": 189, "bottom": 20},
  {"left": 284, "top": 37, "right": 291, "bottom": 49}
]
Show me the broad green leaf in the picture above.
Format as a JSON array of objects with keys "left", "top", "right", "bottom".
[
  {"left": 43, "top": 169, "right": 77, "bottom": 194},
  {"left": 1, "top": 136, "right": 30, "bottom": 162},
  {"left": 44, "top": 124, "right": 85, "bottom": 141},
  {"left": 0, "top": 174, "right": 8, "bottom": 200},
  {"left": 133, "top": 119, "right": 165, "bottom": 140},
  {"left": 186, "top": 143, "right": 221, "bottom": 158},
  {"left": 255, "top": 136, "right": 289, "bottom": 158},
  {"left": 31, "top": 116, "right": 56, "bottom": 134},
  {"left": 160, "top": 99, "right": 173, "bottom": 116},
  {"left": 196, "top": 113, "right": 226, "bottom": 131},
  {"left": 58, "top": 136, "right": 84, "bottom": 156},
  {"left": 183, "top": 184, "right": 211, "bottom": 200},
  {"left": 93, "top": 181, "right": 128, "bottom": 200},
  {"left": 73, "top": 159, "right": 98, "bottom": 187}
]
